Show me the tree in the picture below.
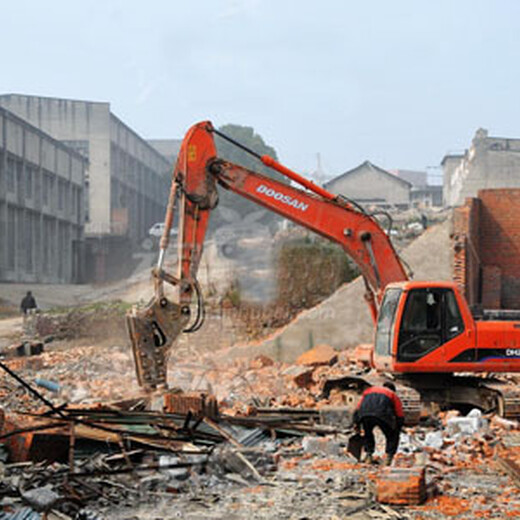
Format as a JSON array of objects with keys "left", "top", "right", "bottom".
[
  {"left": 215, "top": 124, "right": 280, "bottom": 176},
  {"left": 209, "top": 124, "right": 285, "bottom": 232}
]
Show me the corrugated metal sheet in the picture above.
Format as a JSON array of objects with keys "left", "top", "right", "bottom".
[{"left": 0, "top": 507, "right": 41, "bottom": 520}]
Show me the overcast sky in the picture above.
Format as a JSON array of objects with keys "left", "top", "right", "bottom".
[{"left": 2, "top": 0, "right": 520, "bottom": 181}]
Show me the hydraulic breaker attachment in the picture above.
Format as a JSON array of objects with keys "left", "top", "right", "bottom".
[{"left": 127, "top": 294, "right": 190, "bottom": 391}]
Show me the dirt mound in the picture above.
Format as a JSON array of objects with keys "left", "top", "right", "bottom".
[{"left": 215, "top": 219, "right": 453, "bottom": 363}]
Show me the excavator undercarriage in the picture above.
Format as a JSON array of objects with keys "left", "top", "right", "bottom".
[{"left": 322, "top": 372, "right": 520, "bottom": 425}]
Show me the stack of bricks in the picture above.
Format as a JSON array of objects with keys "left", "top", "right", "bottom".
[
  {"left": 150, "top": 390, "right": 219, "bottom": 420},
  {"left": 375, "top": 466, "right": 427, "bottom": 505},
  {"left": 163, "top": 391, "right": 219, "bottom": 419}
]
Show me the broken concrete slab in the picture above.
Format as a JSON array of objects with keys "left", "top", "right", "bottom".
[
  {"left": 446, "top": 408, "right": 488, "bottom": 437},
  {"left": 302, "top": 435, "right": 342, "bottom": 456},
  {"left": 21, "top": 486, "right": 61, "bottom": 511}
]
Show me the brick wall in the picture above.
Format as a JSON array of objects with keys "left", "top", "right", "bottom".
[
  {"left": 453, "top": 189, "right": 520, "bottom": 309},
  {"left": 453, "top": 197, "right": 481, "bottom": 307},
  {"left": 481, "top": 265, "right": 501, "bottom": 308}
]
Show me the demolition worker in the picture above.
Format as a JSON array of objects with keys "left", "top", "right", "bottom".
[
  {"left": 20, "top": 291, "right": 38, "bottom": 315},
  {"left": 353, "top": 381, "right": 404, "bottom": 465}
]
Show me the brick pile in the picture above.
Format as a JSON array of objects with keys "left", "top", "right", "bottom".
[{"left": 375, "top": 467, "right": 426, "bottom": 505}]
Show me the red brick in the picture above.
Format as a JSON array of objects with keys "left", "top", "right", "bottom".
[
  {"left": 250, "top": 355, "right": 275, "bottom": 369},
  {"left": 297, "top": 344, "right": 338, "bottom": 367},
  {"left": 350, "top": 344, "right": 373, "bottom": 368},
  {"left": 155, "top": 391, "right": 219, "bottom": 419},
  {"left": 283, "top": 365, "right": 315, "bottom": 388},
  {"left": 482, "top": 265, "right": 501, "bottom": 309},
  {"left": 375, "top": 466, "right": 426, "bottom": 505}
]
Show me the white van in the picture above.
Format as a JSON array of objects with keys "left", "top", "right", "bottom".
[{"left": 148, "top": 223, "right": 178, "bottom": 238}]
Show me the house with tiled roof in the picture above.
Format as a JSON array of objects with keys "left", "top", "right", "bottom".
[{"left": 324, "top": 160, "right": 411, "bottom": 208}]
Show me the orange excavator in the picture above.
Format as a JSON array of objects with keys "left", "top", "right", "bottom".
[{"left": 127, "top": 121, "right": 520, "bottom": 422}]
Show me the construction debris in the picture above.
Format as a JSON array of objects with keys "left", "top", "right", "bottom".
[
  {"left": 0, "top": 302, "right": 520, "bottom": 519},
  {"left": 375, "top": 467, "right": 427, "bottom": 506},
  {"left": 296, "top": 344, "right": 338, "bottom": 367}
]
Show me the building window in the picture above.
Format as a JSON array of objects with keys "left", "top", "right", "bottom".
[
  {"left": 26, "top": 213, "right": 33, "bottom": 273},
  {"left": 71, "top": 186, "right": 76, "bottom": 217},
  {"left": 34, "top": 169, "right": 41, "bottom": 205},
  {"left": 16, "top": 161, "right": 23, "bottom": 197},
  {"left": 7, "top": 206, "right": 15, "bottom": 270},
  {"left": 43, "top": 217, "right": 53, "bottom": 275},
  {"left": 43, "top": 175, "right": 47, "bottom": 205},
  {"left": 63, "top": 182, "right": 69, "bottom": 215},
  {"left": 77, "top": 188, "right": 82, "bottom": 223},
  {"left": 49, "top": 177, "right": 55, "bottom": 209},
  {"left": 57, "top": 180, "right": 65, "bottom": 211},
  {"left": 25, "top": 166, "right": 33, "bottom": 199},
  {"left": 42, "top": 172, "right": 49, "bottom": 206},
  {"left": 7, "top": 157, "right": 15, "bottom": 193}
]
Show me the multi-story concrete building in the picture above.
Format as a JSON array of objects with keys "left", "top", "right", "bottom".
[
  {"left": 0, "top": 106, "right": 87, "bottom": 283},
  {"left": 0, "top": 94, "right": 171, "bottom": 281},
  {"left": 442, "top": 128, "right": 520, "bottom": 207}
]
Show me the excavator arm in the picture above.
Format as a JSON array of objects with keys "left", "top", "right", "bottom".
[{"left": 127, "top": 121, "right": 408, "bottom": 390}]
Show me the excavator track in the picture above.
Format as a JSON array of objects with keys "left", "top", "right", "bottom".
[
  {"left": 394, "top": 374, "right": 520, "bottom": 422},
  {"left": 481, "top": 380, "right": 520, "bottom": 420},
  {"left": 363, "top": 374, "right": 422, "bottom": 426},
  {"left": 393, "top": 383, "right": 422, "bottom": 426},
  {"left": 500, "top": 389, "right": 520, "bottom": 420}
]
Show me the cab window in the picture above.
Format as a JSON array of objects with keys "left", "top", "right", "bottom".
[
  {"left": 445, "top": 290, "right": 464, "bottom": 340},
  {"left": 375, "top": 288, "right": 402, "bottom": 356},
  {"left": 397, "top": 288, "right": 464, "bottom": 362}
]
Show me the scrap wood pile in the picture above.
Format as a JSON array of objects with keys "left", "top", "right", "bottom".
[{"left": 0, "top": 344, "right": 519, "bottom": 519}]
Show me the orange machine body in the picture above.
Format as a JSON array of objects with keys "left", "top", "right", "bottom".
[{"left": 373, "top": 280, "right": 520, "bottom": 374}]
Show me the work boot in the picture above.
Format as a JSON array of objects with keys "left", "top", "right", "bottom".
[{"left": 384, "top": 454, "right": 394, "bottom": 466}]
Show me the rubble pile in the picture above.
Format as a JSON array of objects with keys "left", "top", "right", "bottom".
[
  {"left": 0, "top": 339, "right": 519, "bottom": 519},
  {"left": 34, "top": 303, "right": 129, "bottom": 342},
  {"left": 0, "top": 344, "right": 139, "bottom": 410}
]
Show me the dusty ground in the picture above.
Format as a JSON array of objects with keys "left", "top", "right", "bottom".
[{"left": 1, "top": 329, "right": 519, "bottom": 520}]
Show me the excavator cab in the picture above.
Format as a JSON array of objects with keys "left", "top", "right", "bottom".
[{"left": 373, "top": 282, "right": 470, "bottom": 372}]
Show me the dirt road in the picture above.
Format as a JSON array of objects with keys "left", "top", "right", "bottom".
[{"left": 0, "top": 316, "right": 22, "bottom": 349}]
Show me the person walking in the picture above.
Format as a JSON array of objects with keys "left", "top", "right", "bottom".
[
  {"left": 20, "top": 291, "right": 38, "bottom": 315},
  {"left": 353, "top": 381, "right": 404, "bottom": 465}
]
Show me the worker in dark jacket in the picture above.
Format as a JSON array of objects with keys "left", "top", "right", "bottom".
[
  {"left": 353, "top": 381, "right": 404, "bottom": 465},
  {"left": 20, "top": 291, "right": 37, "bottom": 314}
]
